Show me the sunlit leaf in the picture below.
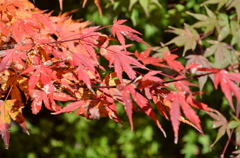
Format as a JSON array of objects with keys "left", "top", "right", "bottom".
[
  {"left": 186, "top": 55, "right": 214, "bottom": 91},
  {"left": 166, "top": 24, "right": 200, "bottom": 56},
  {"left": 227, "top": 0, "right": 240, "bottom": 22},
  {"left": 230, "top": 20, "right": 240, "bottom": 48},
  {"left": 139, "top": 0, "right": 149, "bottom": 16},
  {"left": 187, "top": 6, "right": 217, "bottom": 34},
  {"left": 201, "top": 0, "right": 228, "bottom": 11},
  {"left": 0, "top": 100, "right": 28, "bottom": 149},
  {"left": 217, "top": 13, "right": 230, "bottom": 41},
  {"left": 204, "top": 40, "right": 232, "bottom": 68},
  {"left": 207, "top": 110, "right": 230, "bottom": 147}
]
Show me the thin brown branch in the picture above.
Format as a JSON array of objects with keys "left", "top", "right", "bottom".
[
  {"left": 75, "top": 71, "right": 216, "bottom": 89},
  {"left": 200, "top": 31, "right": 214, "bottom": 40},
  {"left": 221, "top": 102, "right": 240, "bottom": 157}
]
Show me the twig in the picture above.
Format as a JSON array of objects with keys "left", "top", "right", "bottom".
[{"left": 221, "top": 102, "right": 240, "bottom": 157}]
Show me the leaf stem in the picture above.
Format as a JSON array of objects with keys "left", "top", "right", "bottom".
[
  {"left": 221, "top": 102, "right": 240, "bottom": 157},
  {"left": 220, "top": 125, "right": 234, "bottom": 158}
]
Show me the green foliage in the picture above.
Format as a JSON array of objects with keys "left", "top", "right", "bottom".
[{"left": 164, "top": 0, "right": 240, "bottom": 157}]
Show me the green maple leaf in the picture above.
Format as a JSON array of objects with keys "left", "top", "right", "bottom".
[
  {"left": 207, "top": 110, "right": 230, "bottom": 147},
  {"left": 217, "top": 13, "right": 230, "bottom": 41},
  {"left": 204, "top": 40, "right": 234, "bottom": 68},
  {"left": 187, "top": 6, "right": 217, "bottom": 34},
  {"left": 227, "top": 0, "right": 240, "bottom": 22},
  {"left": 129, "top": 0, "right": 162, "bottom": 16},
  {"left": 166, "top": 24, "right": 200, "bottom": 56},
  {"left": 230, "top": 20, "right": 240, "bottom": 48},
  {"left": 201, "top": 0, "right": 228, "bottom": 11}
]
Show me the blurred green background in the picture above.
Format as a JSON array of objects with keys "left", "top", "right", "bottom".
[{"left": 0, "top": 0, "right": 236, "bottom": 157}]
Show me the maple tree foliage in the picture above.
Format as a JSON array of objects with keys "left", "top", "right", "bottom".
[
  {"left": 0, "top": 1, "right": 240, "bottom": 157},
  {"left": 161, "top": 1, "right": 240, "bottom": 157}
]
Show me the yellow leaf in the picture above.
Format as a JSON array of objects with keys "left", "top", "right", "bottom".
[{"left": 0, "top": 100, "right": 16, "bottom": 125}]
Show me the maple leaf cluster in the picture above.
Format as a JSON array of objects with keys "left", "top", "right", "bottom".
[{"left": 0, "top": 0, "right": 217, "bottom": 149}]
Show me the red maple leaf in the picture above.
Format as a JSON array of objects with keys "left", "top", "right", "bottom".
[
  {"left": 111, "top": 20, "right": 149, "bottom": 49},
  {"left": 11, "top": 19, "right": 40, "bottom": 44},
  {"left": 117, "top": 84, "right": 134, "bottom": 131},
  {"left": 214, "top": 70, "right": 240, "bottom": 111},
  {"left": 21, "top": 63, "right": 58, "bottom": 93},
  {"left": 52, "top": 100, "right": 88, "bottom": 117},
  {"left": 102, "top": 45, "right": 145, "bottom": 81},
  {"left": 134, "top": 48, "right": 167, "bottom": 67},
  {"left": 166, "top": 91, "right": 202, "bottom": 144},
  {"left": 67, "top": 26, "right": 101, "bottom": 61},
  {"left": 53, "top": 92, "right": 76, "bottom": 101},
  {"left": 173, "top": 75, "right": 198, "bottom": 92},
  {"left": 69, "top": 52, "right": 100, "bottom": 88},
  {"left": 29, "top": 90, "right": 62, "bottom": 114},
  {"left": 137, "top": 71, "right": 164, "bottom": 99},
  {"left": 29, "top": 90, "right": 48, "bottom": 114},
  {"left": 0, "top": 49, "right": 27, "bottom": 72},
  {"left": 164, "top": 51, "right": 184, "bottom": 72},
  {"left": 117, "top": 84, "right": 166, "bottom": 136},
  {"left": 33, "top": 11, "right": 55, "bottom": 34}
]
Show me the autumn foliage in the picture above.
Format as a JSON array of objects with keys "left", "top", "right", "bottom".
[{"left": 0, "top": 0, "right": 240, "bottom": 156}]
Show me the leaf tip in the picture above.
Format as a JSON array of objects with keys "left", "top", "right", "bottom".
[
  {"left": 161, "top": 128, "right": 166, "bottom": 138},
  {"left": 174, "top": 137, "right": 178, "bottom": 144},
  {"left": 25, "top": 130, "right": 30, "bottom": 136},
  {"left": 51, "top": 112, "right": 58, "bottom": 115}
]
